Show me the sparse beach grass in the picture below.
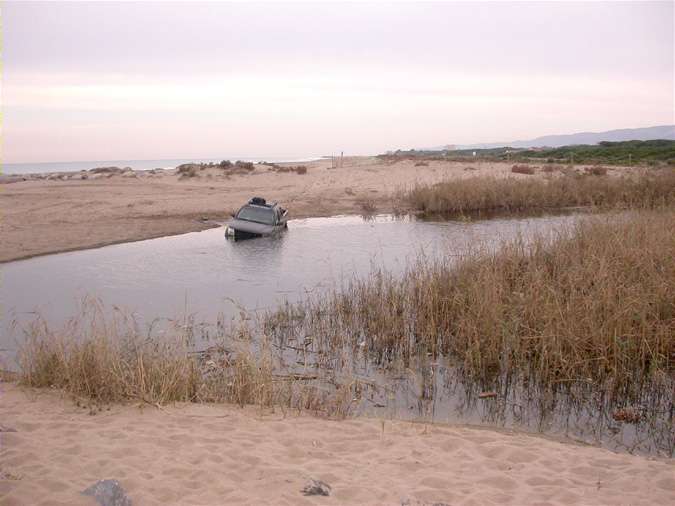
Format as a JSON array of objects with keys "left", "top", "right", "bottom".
[{"left": 404, "top": 169, "right": 675, "bottom": 216}]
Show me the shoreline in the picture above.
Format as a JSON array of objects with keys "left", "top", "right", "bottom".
[
  {"left": 2, "top": 382, "right": 673, "bottom": 505},
  {"left": 0, "top": 209, "right": 358, "bottom": 265},
  {"left": 0, "top": 157, "right": 644, "bottom": 264},
  {"left": 0, "top": 206, "right": 595, "bottom": 265}
]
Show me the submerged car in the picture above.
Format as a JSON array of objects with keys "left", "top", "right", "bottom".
[{"left": 225, "top": 197, "right": 288, "bottom": 240}]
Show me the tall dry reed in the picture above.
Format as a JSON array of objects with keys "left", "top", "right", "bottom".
[
  {"left": 266, "top": 209, "right": 675, "bottom": 401},
  {"left": 17, "top": 306, "right": 361, "bottom": 418},
  {"left": 405, "top": 170, "right": 675, "bottom": 215},
  {"left": 18, "top": 309, "right": 201, "bottom": 404}
]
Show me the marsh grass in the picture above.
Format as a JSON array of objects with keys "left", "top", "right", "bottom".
[
  {"left": 405, "top": 170, "right": 675, "bottom": 216},
  {"left": 18, "top": 309, "right": 201, "bottom": 404},
  {"left": 16, "top": 306, "right": 362, "bottom": 418},
  {"left": 265, "top": 209, "right": 675, "bottom": 404}
]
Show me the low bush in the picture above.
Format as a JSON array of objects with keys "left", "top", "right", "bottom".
[
  {"left": 234, "top": 161, "right": 255, "bottom": 171},
  {"left": 177, "top": 164, "right": 199, "bottom": 179},
  {"left": 511, "top": 164, "right": 536, "bottom": 175}
]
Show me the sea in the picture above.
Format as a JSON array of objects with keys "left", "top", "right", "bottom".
[{"left": 2, "top": 156, "right": 324, "bottom": 175}]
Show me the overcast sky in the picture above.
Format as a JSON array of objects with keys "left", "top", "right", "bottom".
[{"left": 3, "top": 1, "right": 674, "bottom": 163}]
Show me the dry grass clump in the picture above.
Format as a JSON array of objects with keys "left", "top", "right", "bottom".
[
  {"left": 405, "top": 170, "right": 675, "bottom": 215},
  {"left": 585, "top": 166, "right": 609, "bottom": 176},
  {"left": 511, "top": 164, "right": 536, "bottom": 175},
  {"left": 266, "top": 209, "right": 675, "bottom": 402},
  {"left": 17, "top": 315, "right": 274, "bottom": 408},
  {"left": 19, "top": 315, "right": 201, "bottom": 404},
  {"left": 17, "top": 306, "right": 361, "bottom": 418},
  {"left": 414, "top": 161, "right": 429, "bottom": 167},
  {"left": 356, "top": 198, "right": 377, "bottom": 215}
]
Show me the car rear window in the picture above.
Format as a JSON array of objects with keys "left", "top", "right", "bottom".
[{"left": 236, "top": 205, "right": 275, "bottom": 225}]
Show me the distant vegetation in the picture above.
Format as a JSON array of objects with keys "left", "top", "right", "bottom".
[
  {"left": 383, "top": 140, "right": 675, "bottom": 166},
  {"left": 524, "top": 140, "right": 675, "bottom": 165}
]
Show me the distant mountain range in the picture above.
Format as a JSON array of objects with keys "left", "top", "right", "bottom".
[{"left": 426, "top": 125, "right": 675, "bottom": 151}]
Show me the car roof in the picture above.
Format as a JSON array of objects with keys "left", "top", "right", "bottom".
[{"left": 244, "top": 203, "right": 276, "bottom": 209}]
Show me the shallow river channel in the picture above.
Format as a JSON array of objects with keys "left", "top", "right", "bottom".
[{"left": 3, "top": 212, "right": 671, "bottom": 456}]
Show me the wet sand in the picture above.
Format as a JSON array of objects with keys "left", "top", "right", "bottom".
[
  {"left": 1, "top": 157, "right": 582, "bottom": 263},
  {"left": 1, "top": 382, "right": 673, "bottom": 506}
]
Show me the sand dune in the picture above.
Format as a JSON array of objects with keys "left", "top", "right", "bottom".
[{"left": 1, "top": 383, "right": 673, "bottom": 505}]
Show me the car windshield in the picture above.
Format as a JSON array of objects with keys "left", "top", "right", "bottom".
[{"left": 236, "top": 205, "right": 275, "bottom": 225}]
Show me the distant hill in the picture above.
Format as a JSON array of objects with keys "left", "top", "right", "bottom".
[{"left": 424, "top": 125, "right": 675, "bottom": 150}]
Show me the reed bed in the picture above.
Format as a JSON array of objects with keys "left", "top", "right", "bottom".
[
  {"left": 19, "top": 311, "right": 200, "bottom": 404},
  {"left": 265, "top": 209, "right": 675, "bottom": 402},
  {"left": 16, "top": 307, "right": 360, "bottom": 417},
  {"left": 405, "top": 169, "right": 675, "bottom": 215}
]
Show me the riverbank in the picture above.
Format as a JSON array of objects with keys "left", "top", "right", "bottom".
[
  {"left": 0, "top": 156, "right": 646, "bottom": 263},
  {"left": 1, "top": 382, "right": 673, "bottom": 506}
]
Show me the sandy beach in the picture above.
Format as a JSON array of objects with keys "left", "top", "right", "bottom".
[
  {"left": 1, "top": 382, "right": 673, "bottom": 506},
  {"left": 0, "top": 157, "right": 626, "bottom": 263}
]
